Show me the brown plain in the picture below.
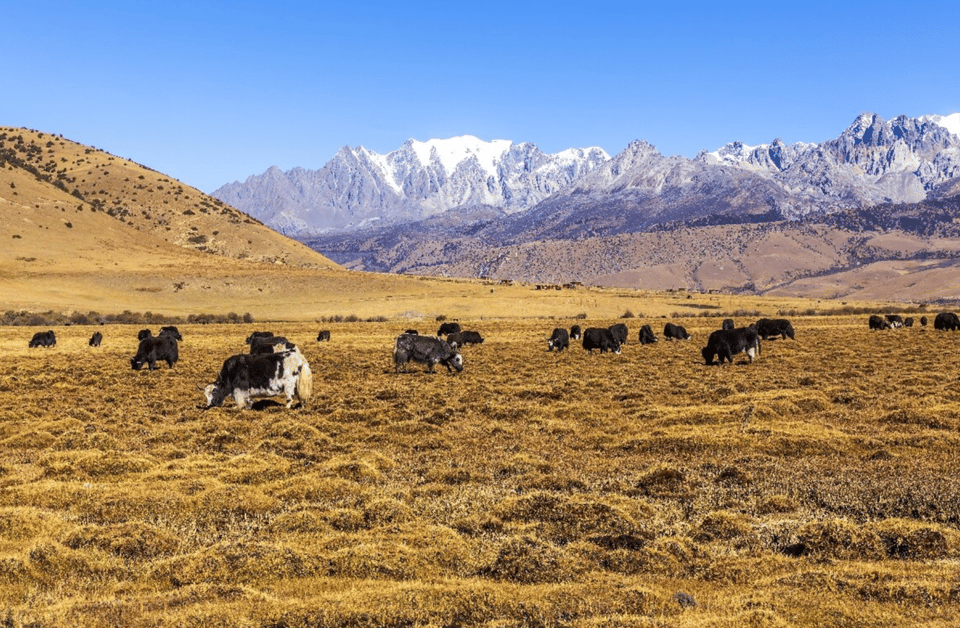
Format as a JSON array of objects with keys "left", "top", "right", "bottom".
[
  {"left": 1, "top": 127, "right": 957, "bottom": 626},
  {"left": 1, "top": 318, "right": 959, "bottom": 626}
]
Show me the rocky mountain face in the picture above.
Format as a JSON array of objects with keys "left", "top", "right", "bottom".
[
  {"left": 216, "top": 113, "right": 960, "bottom": 240},
  {"left": 298, "top": 112, "right": 960, "bottom": 300},
  {"left": 212, "top": 137, "right": 609, "bottom": 234},
  {"left": 494, "top": 113, "right": 960, "bottom": 243},
  {"left": 706, "top": 113, "right": 960, "bottom": 212}
]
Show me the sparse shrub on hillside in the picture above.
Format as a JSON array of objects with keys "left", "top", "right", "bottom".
[{"left": 318, "top": 314, "right": 387, "bottom": 323}]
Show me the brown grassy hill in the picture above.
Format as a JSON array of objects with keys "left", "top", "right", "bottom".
[
  {"left": 0, "top": 126, "right": 903, "bottom": 321},
  {"left": 0, "top": 127, "right": 336, "bottom": 269},
  {"left": 314, "top": 217, "right": 960, "bottom": 304}
]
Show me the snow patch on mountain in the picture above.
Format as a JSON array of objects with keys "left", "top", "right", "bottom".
[
  {"left": 923, "top": 113, "right": 960, "bottom": 138},
  {"left": 407, "top": 136, "right": 513, "bottom": 180}
]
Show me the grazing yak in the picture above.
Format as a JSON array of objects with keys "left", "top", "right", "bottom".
[
  {"left": 246, "top": 331, "right": 274, "bottom": 344},
  {"left": 702, "top": 327, "right": 761, "bottom": 365},
  {"left": 608, "top": 323, "right": 629, "bottom": 347},
  {"left": 885, "top": 315, "right": 904, "bottom": 329},
  {"left": 394, "top": 334, "right": 463, "bottom": 373},
  {"left": 663, "top": 322, "right": 690, "bottom": 341},
  {"left": 754, "top": 318, "right": 795, "bottom": 340},
  {"left": 437, "top": 322, "right": 462, "bottom": 336},
  {"left": 869, "top": 315, "right": 891, "bottom": 330},
  {"left": 934, "top": 312, "right": 960, "bottom": 331},
  {"left": 447, "top": 330, "right": 484, "bottom": 347},
  {"left": 131, "top": 334, "right": 179, "bottom": 371},
  {"left": 904, "top": 317, "right": 914, "bottom": 328},
  {"left": 200, "top": 349, "right": 312, "bottom": 410},
  {"left": 404, "top": 329, "right": 419, "bottom": 335},
  {"left": 160, "top": 326, "right": 183, "bottom": 341},
  {"left": 582, "top": 327, "right": 621, "bottom": 354},
  {"left": 570, "top": 324, "right": 582, "bottom": 340},
  {"left": 722, "top": 318, "right": 735, "bottom": 330},
  {"left": 29, "top": 330, "right": 57, "bottom": 348},
  {"left": 250, "top": 335, "right": 296, "bottom": 355},
  {"left": 638, "top": 324, "right": 657, "bottom": 345},
  {"left": 316, "top": 330, "right": 331, "bottom": 342},
  {"left": 89, "top": 331, "right": 103, "bottom": 347},
  {"left": 139, "top": 327, "right": 182, "bottom": 342},
  {"left": 547, "top": 328, "right": 570, "bottom": 352},
  {"left": 920, "top": 316, "right": 928, "bottom": 327}
]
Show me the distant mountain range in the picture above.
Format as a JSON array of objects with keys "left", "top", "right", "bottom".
[
  {"left": 213, "top": 112, "right": 960, "bottom": 237},
  {"left": 212, "top": 137, "right": 609, "bottom": 234},
  {"left": 208, "top": 112, "right": 960, "bottom": 301}
]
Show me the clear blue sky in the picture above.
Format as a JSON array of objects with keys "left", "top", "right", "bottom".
[{"left": 4, "top": 1, "right": 958, "bottom": 193}]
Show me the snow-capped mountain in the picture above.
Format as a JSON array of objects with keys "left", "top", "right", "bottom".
[
  {"left": 701, "top": 112, "right": 960, "bottom": 214},
  {"left": 212, "top": 136, "right": 609, "bottom": 234},
  {"left": 214, "top": 112, "right": 960, "bottom": 237}
]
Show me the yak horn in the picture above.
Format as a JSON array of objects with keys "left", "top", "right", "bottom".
[{"left": 196, "top": 383, "right": 205, "bottom": 391}]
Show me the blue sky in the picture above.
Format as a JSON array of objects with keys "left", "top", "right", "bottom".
[{"left": 4, "top": 1, "right": 958, "bottom": 192}]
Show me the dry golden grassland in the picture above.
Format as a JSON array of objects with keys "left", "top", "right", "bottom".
[{"left": 1, "top": 317, "right": 959, "bottom": 627}]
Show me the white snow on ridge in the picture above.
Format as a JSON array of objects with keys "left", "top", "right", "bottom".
[
  {"left": 409, "top": 136, "right": 513, "bottom": 179},
  {"left": 923, "top": 113, "right": 960, "bottom": 138},
  {"left": 709, "top": 141, "right": 765, "bottom": 164},
  {"left": 351, "top": 137, "right": 611, "bottom": 199},
  {"left": 357, "top": 147, "right": 404, "bottom": 194},
  {"left": 555, "top": 147, "right": 610, "bottom": 163}
]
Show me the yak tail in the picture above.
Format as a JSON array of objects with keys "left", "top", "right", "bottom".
[{"left": 297, "top": 361, "right": 313, "bottom": 407}]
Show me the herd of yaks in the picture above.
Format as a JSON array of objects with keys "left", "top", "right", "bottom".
[
  {"left": 19, "top": 311, "right": 960, "bottom": 410},
  {"left": 868, "top": 312, "right": 960, "bottom": 331}
]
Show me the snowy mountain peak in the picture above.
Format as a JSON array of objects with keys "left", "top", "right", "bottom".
[
  {"left": 212, "top": 136, "right": 611, "bottom": 233},
  {"left": 407, "top": 136, "right": 513, "bottom": 179},
  {"left": 710, "top": 140, "right": 767, "bottom": 165},
  {"left": 922, "top": 113, "right": 960, "bottom": 138}
]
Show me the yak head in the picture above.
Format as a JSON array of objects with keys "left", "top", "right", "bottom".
[
  {"left": 701, "top": 345, "right": 717, "bottom": 365},
  {"left": 198, "top": 379, "right": 228, "bottom": 408},
  {"left": 131, "top": 355, "right": 145, "bottom": 370},
  {"left": 444, "top": 352, "right": 464, "bottom": 373}
]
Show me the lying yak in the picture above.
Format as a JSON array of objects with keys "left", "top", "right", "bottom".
[
  {"left": 131, "top": 334, "right": 179, "bottom": 371},
  {"left": 200, "top": 348, "right": 312, "bottom": 410},
  {"left": 702, "top": 327, "right": 760, "bottom": 365},
  {"left": 394, "top": 334, "right": 463, "bottom": 373}
]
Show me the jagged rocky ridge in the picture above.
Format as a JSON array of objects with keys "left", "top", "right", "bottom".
[
  {"left": 212, "top": 137, "right": 609, "bottom": 234},
  {"left": 214, "top": 113, "right": 960, "bottom": 239},
  {"left": 296, "top": 113, "right": 960, "bottom": 299}
]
